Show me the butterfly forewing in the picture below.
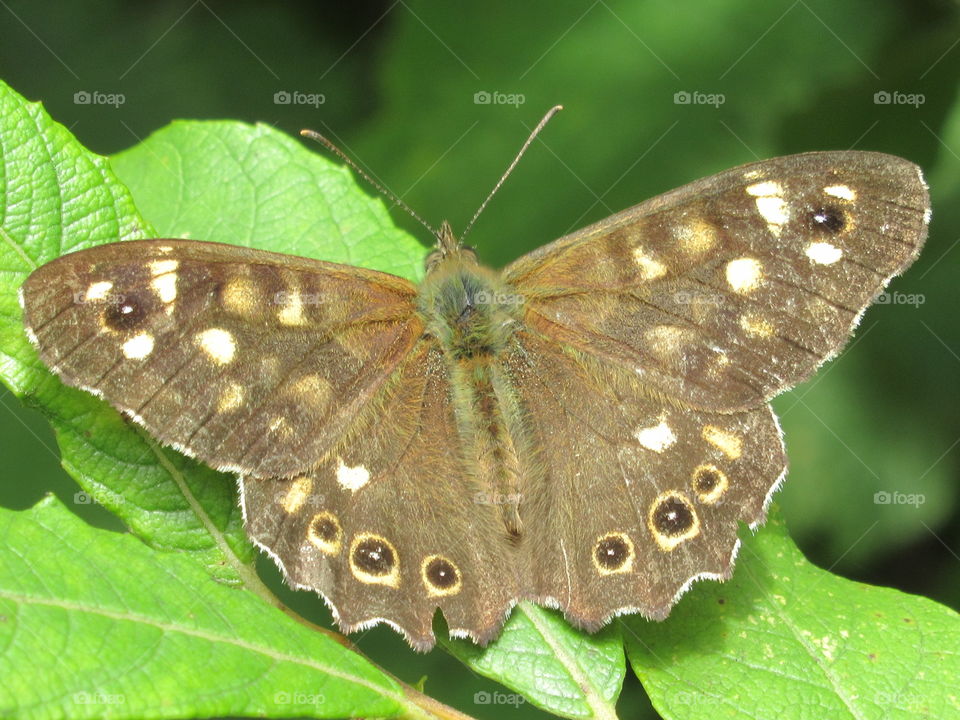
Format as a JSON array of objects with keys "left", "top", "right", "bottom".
[
  {"left": 505, "top": 152, "right": 929, "bottom": 411},
  {"left": 21, "top": 239, "right": 421, "bottom": 478}
]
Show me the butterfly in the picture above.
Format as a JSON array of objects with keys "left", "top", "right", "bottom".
[{"left": 20, "top": 147, "right": 929, "bottom": 650}]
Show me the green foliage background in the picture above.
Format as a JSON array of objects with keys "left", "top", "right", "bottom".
[{"left": 1, "top": 1, "right": 958, "bottom": 718}]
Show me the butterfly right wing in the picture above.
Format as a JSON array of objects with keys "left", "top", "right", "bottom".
[
  {"left": 504, "top": 152, "right": 929, "bottom": 412},
  {"left": 21, "top": 239, "right": 422, "bottom": 479}
]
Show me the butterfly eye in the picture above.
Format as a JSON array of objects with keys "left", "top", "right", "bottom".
[
  {"left": 592, "top": 532, "right": 635, "bottom": 575},
  {"left": 808, "top": 205, "right": 846, "bottom": 234},
  {"left": 349, "top": 533, "right": 400, "bottom": 586},
  {"left": 421, "top": 555, "right": 462, "bottom": 596},
  {"left": 648, "top": 492, "right": 701, "bottom": 551},
  {"left": 102, "top": 291, "right": 150, "bottom": 331}
]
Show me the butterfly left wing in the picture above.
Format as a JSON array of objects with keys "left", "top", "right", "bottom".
[
  {"left": 240, "top": 342, "right": 522, "bottom": 650},
  {"left": 504, "top": 151, "right": 929, "bottom": 412},
  {"left": 20, "top": 239, "right": 422, "bottom": 478}
]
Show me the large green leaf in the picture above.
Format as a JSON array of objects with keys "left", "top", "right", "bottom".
[
  {"left": 626, "top": 507, "right": 960, "bottom": 720},
  {"left": 0, "top": 496, "right": 412, "bottom": 720}
]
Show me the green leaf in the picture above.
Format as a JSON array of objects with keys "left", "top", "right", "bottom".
[
  {"left": 0, "top": 79, "right": 253, "bottom": 586},
  {"left": 446, "top": 605, "right": 623, "bottom": 720},
  {"left": 0, "top": 496, "right": 410, "bottom": 720},
  {"left": 110, "top": 120, "right": 427, "bottom": 281},
  {"left": 625, "top": 506, "right": 960, "bottom": 720}
]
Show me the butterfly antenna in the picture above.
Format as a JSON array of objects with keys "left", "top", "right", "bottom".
[
  {"left": 300, "top": 128, "right": 438, "bottom": 237},
  {"left": 460, "top": 104, "right": 563, "bottom": 242}
]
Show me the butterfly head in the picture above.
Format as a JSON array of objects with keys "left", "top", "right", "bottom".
[{"left": 425, "top": 221, "right": 479, "bottom": 274}]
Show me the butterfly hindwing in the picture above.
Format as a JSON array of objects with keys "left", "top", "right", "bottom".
[
  {"left": 20, "top": 239, "right": 421, "bottom": 478},
  {"left": 501, "top": 329, "right": 785, "bottom": 625},
  {"left": 505, "top": 151, "right": 929, "bottom": 411},
  {"left": 241, "top": 343, "right": 521, "bottom": 649}
]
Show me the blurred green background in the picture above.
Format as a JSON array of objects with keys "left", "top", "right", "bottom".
[{"left": 1, "top": 1, "right": 958, "bottom": 718}]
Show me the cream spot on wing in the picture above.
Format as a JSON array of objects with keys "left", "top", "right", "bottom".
[
  {"left": 217, "top": 382, "right": 245, "bottom": 412},
  {"left": 157, "top": 246, "right": 173, "bottom": 253},
  {"left": 746, "top": 181, "right": 782, "bottom": 197},
  {"left": 281, "top": 475, "right": 313, "bottom": 514},
  {"left": 150, "top": 259, "right": 179, "bottom": 276},
  {"left": 703, "top": 425, "right": 743, "bottom": 459},
  {"left": 336, "top": 458, "right": 370, "bottom": 491},
  {"left": 744, "top": 169, "right": 762, "bottom": 180},
  {"left": 632, "top": 247, "right": 667, "bottom": 280},
  {"left": 806, "top": 241, "right": 843, "bottom": 265},
  {"left": 746, "top": 181, "right": 788, "bottom": 236},
  {"left": 288, "top": 373, "right": 330, "bottom": 404},
  {"left": 824, "top": 184, "right": 855, "bottom": 201},
  {"left": 645, "top": 325, "right": 687, "bottom": 361},
  {"left": 635, "top": 419, "right": 677, "bottom": 452},
  {"left": 84, "top": 281, "right": 114, "bottom": 302},
  {"left": 122, "top": 332, "right": 154, "bottom": 360},
  {"left": 739, "top": 313, "right": 775, "bottom": 338},
  {"left": 222, "top": 276, "right": 257, "bottom": 315},
  {"left": 674, "top": 218, "right": 718, "bottom": 254},
  {"left": 726, "top": 257, "right": 764, "bottom": 294},
  {"left": 196, "top": 328, "right": 236, "bottom": 364},
  {"left": 151, "top": 274, "right": 177, "bottom": 303},
  {"left": 278, "top": 287, "right": 307, "bottom": 326}
]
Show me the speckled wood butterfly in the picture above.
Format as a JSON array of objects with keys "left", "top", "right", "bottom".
[{"left": 20, "top": 145, "right": 928, "bottom": 650}]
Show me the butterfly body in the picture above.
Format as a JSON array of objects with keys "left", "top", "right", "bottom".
[{"left": 20, "top": 150, "right": 929, "bottom": 649}]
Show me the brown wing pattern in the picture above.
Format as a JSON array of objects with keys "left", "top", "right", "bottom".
[
  {"left": 505, "top": 152, "right": 928, "bottom": 411},
  {"left": 500, "top": 329, "right": 785, "bottom": 627},
  {"left": 21, "top": 239, "right": 421, "bottom": 478},
  {"left": 241, "top": 343, "right": 521, "bottom": 650}
]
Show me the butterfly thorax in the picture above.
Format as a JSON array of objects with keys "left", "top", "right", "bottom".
[
  {"left": 417, "top": 235, "right": 522, "bottom": 361},
  {"left": 417, "top": 231, "right": 529, "bottom": 536}
]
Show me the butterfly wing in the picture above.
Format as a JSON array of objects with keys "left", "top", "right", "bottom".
[
  {"left": 241, "top": 342, "right": 521, "bottom": 650},
  {"left": 500, "top": 329, "right": 784, "bottom": 625},
  {"left": 21, "top": 239, "right": 421, "bottom": 478},
  {"left": 504, "top": 152, "right": 929, "bottom": 412}
]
